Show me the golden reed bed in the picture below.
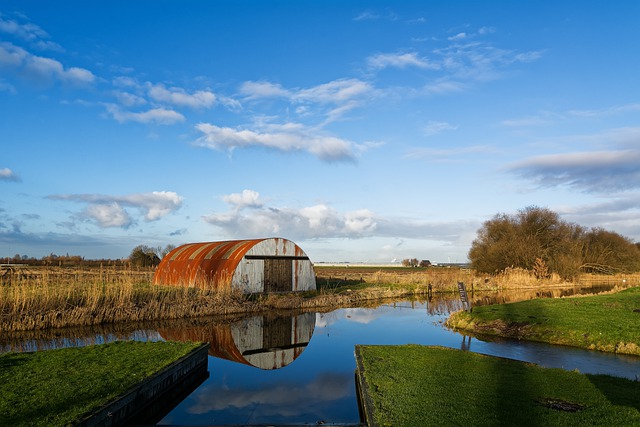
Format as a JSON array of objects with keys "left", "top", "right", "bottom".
[{"left": 1, "top": 265, "right": 637, "bottom": 332}]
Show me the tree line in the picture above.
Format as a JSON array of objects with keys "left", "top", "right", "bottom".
[
  {"left": 3, "top": 244, "right": 177, "bottom": 268},
  {"left": 469, "top": 206, "right": 640, "bottom": 279}
]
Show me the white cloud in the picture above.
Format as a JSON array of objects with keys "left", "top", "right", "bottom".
[
  {"left": 448, "top": 32, "right": 468, "bottom": 41},
  {"left": 147, "top": 83, "right": 216, "bottom": 109},
  {"left": 84, "top": 203, "right": 132, "bottom": 228},
  {"left": 112, "top": 76, "right": 138, "bottom": 88},
  {"left": 194, "top": 122, "right": 358, "bottom": 162},
  {"left": 0, "top": 168, "right": 20, "bottom": 182},
  {"left": 123, "top": 191, "right": 184, "bottom": 221},
  {"left": 48, "top": 191, "right": 183, "bottom": 228},
  {"left": 203, "top": 190, "right": 472, "bottom": 243},
  {"left": 222, "top": 189, "right": 263, "bottom": 210},
  {"left": 478, "top": 26, "right": 496, "bottom": 35},
  {"left": 367, "top": 52, "right": 439, "bottom": 70},
  {"left": 188, "top": 373, "right": 352, "bottom": 417},
  {"left": 105, "top": 104, "right": 185, "bottom": 125},
  {"left": 113, "top": 91, "right": 147, "bottom": 107},
  {"left": 0, "top": 42, "right": 95, "bottom": 85}
]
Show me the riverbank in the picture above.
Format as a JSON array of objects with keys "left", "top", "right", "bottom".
[
  {"left": 0, "top": 341, "right": 204, "bottom": 427},
  {"left": 1, "top": 264, "right": 637, "bottom": 332},
  {"left": 355, "top": 345, "right": 640, "bottom": 427},
  {"left": 446, "top": 286, "right": 640, "bottom": 356}
]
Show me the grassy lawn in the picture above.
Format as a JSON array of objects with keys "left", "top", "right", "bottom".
[
  {"left": 0, "top": 341, "right": 202, "bottom": 427},
  {"left": 356, "top": 345, "right": 640, "bottom": 427},
  {"left": 447, "top": 286, "right": 640, "bottom": 355}
]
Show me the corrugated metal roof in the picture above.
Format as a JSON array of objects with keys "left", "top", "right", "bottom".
[{"left": 153, "top": 238, "right": 266, "bottom": 289}]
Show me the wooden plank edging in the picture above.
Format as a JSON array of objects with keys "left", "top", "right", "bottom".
[
  {"left": 76, "top": 342, "right": 210, "bottom": 427},
  {"left": 354, "top": 345, "right": 378, "bottom": 427}
]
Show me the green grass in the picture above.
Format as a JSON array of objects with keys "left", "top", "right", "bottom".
[
  {"left": 447, "top": 286, "right": 640, "bottom": 355},
  {"left": 0, "top": 341, "right": 202, "bottom": 427},
  {"left": 356, "top": 345, "right": 640, "bottom": 427}
]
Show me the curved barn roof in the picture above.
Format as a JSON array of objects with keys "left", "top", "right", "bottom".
[{"left": 153, "top": 238, "right": 313, "bottom": 291}]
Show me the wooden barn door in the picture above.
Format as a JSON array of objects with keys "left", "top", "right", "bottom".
[{"left": 264, "top": 258, "right": 292, "bottom": 292}]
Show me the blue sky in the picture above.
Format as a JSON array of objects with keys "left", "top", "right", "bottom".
[{"left": 1, "top": 1, "right": 639, "bottom": 263}]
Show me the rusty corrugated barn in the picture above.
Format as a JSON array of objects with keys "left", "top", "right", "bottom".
[{"left": 153, "top": 237, "right": 316, "bottom": 293}]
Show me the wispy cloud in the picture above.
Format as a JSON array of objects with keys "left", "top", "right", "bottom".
[
  {"left": 239, "top": 81, "right": 291, "bottom": 100},
  {"left": 0, "top": 167, "right": 20, "bottom": 182},
  {"left": 405, "top": 145, "right": 493, "bottom": 162},
  {"left": 508, "top": 149, "right": 640, "bottom": 193},
  {"left": 434, "top": 42, "right": 545, "bottom": 82},
  {"left": 0, "top": 42, "right": 95, "bottom": 85},
  {"left": 194, "top": 122, "right": 360, "bottom": 162},
  {"left": 423, "top": 120, "right": 457, "bottom": 136},
  {"left": 448, "top": 32, "right": 468, "bottom": 41},
  {"left": 48, "top": 191, "right": 183, "bottom": 228},
  {"left": 242, "top": 78, "right": 373, "bottom": 105},
  {"left": 353, "top": 10, "right": 398, "bottom": 22},
  {"left": 502, "top": 104, "right": 640, "bottom": 128},
  {"left": 105, "top": 104, "right": 185, "bottom": 125},
  {"left": 0, "top": 13, "right": 62, "bottom": 52},
  {"left": 366, "top": 52, "right": 439, "bottom": 71}
]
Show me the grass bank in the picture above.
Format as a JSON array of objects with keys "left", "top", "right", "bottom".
[
  {"left": 447, "top": 286, "right": 640, "bottom": 355},
  {"left": 0, "top": 341, "right": 202, "bottom": 427},
  {"left": 355, "top": 345, "right": 640, "bottom": 427}
]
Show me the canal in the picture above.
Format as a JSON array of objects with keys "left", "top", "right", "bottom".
[{"left": 1, "top": 287, "right": 638, "bottom": 425}]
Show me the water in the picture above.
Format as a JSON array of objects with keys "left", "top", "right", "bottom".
[
  {"left": 1, "top": 289, "right": 638, "bottom": 425},
  {"left": 155, "top": 297, "right": 639, "bottom": 425}
]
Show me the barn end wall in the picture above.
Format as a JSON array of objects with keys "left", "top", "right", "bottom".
[{"left": 231, "top": 238, "right": 316, "bottom": 293}]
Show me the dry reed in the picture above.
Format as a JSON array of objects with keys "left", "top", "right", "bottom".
[{"left": 2, "top": 266, "right": 637, "bottom": 332}]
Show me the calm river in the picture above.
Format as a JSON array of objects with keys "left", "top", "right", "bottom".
[{"left": 1, "top": 287, "right": 638, "bottom": 425}]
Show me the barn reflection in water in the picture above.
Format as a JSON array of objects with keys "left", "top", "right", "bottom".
[{"left": 159, "top": 312, "right": 315, "bottom": 370}]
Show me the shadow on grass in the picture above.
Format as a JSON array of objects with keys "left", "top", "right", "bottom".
[
  {"left": 461, "top": 283, "right": 544, "bottom": 427},
  {"left": 588, "top": 373, "right": 640, "bottom": 413},
  {"left": 0, "top": 353, "right": 29, "bottom": 370}
]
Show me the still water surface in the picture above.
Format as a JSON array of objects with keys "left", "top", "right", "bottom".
[
  {"left": 156, "top": 297, "right": 639, "bottom": 425},
  {"left": 1, "top": 288, "right": 638, "bottom": 425}
]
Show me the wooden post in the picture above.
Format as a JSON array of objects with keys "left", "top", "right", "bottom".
[{"left": 457, "top": 281, "right": 472, "bottom": 312}]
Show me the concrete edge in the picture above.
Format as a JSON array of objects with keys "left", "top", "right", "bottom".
[
  {"left": 354, "top": 345, "right": 378, "bottom": 427},
  {"left": 77, "top": 342, "right": 210, "bottom": 427}
]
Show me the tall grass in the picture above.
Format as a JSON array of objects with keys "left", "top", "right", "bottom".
[
  {"left": 2, "top": 266, "right": 637, "bottom": 332},
  {"left": 0, "top": 267, "right": 250, "bottom": 332}
]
